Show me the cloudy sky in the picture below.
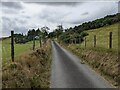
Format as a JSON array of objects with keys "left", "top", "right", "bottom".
[{"left": 1, "top": 0, "right": 118, "bottom": 37}]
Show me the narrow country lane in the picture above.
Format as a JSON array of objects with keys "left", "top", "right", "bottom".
[{"left": 50, "top": 41, "right": 114, "bottom": 88}]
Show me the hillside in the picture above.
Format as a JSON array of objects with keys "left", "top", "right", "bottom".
[
  {"left": 80, "top": 23, "right": 118, "bottom": 53},
  {"left": 62, "top": 23, "right": 118, "bottom": 87},
  {"left": 74, "top": 13, "right": 119, "bottom": 32},
  {"left": 50, "top": 13, "right": 119, "bottom": 46}
]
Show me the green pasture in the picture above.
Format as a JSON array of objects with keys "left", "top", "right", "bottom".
[
  {"left": 72, "top": 23, "right": 118, "bottom": 54},
  {"left": 2, "top": 38, "right": 40, "bottom": 65}
]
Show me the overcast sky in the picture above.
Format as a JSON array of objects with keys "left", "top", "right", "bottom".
[{"left": 1, "top": 1, "right": 118, "bottom": 37}]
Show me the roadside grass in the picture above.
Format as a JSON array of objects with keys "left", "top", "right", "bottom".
[
  {"left": 61, "top": 23, "right": 118, "bottom": 87},
  {"left": 2, "top": 40, "right": 52, "bottom": 88},
  {"left": 66, "top": 44, "right": 118, "bottom": 86},
  {"left": 2, "top": 38, "right": 40, "bottom": 65}
]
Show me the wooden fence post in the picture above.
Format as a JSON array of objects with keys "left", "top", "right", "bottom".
[
  {"left": 85, "top": 37, "right": 86, "bottom": 48},
  {"left": 94, "top": 35, "right": 96, "bottom": 47},
  {"left": 39, "top": 37, "right": 41, "bottom": 47},
  {"left": 33, "top": 37, "right": 35, "bottom": 50},
  {"left": 11, "top": 31, "right": 14, "bottom": 62},
  {"left": 109, "top": 32, "right": 112, "bottom": 49}
]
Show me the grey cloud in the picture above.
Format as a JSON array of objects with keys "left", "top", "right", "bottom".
[
  {"left": 1, "top": 1, "right": 118, "bottom": 37},
  {"left": 2, "top": 2, "right": 24, "bottom": 15},
  {"left": 39, "top": 13, "right": 66, "bottom": 23},
  {"left": 25, "top": 2, "right": 83, "bottom": 7},
  {"left": 90, "top": 3, "right": 118, "bottom": 21},
  {"left": 69, "top": 17, "right": 94, "bottom": 25},
  {"left": 2, "top": 16, "right": 10, "bottom": 21},
  {"left": 118, "top": 1, "right": 120, "bottom": 13},
  {"left": 69, "top": 20, "right": 83, "bottom": 25},
  {"left": 23, "top": 16, "right": 31, "bottom": 19},
  {"left": 64, "top": 18, "right": 86, "bottom": 25},
  {"left": 2, "top": 17, "right": 14, "bottom": 36},
  {"left": 2, "top": 15, "right": 27, "bottom": 26},
  {"left": 2, "top": 16, "right": 28, "bottom": 36},
  {"left": 13, "top": 27, "right": 28, "bottom": 34},
  {"left": 2, "top": 8, "right": 19, "bottom": 14},
  {"left": 14, "top": 18, "right": 26, "bottom": 24},
  {"left": 39, "top": 8, "right": 71, "bottom": 23},
  {"left": 2, "top": 2, "right": 23, "bottom": 10},
  {"left": 81, "top": 12, "right": 89, "bottom": 15}
]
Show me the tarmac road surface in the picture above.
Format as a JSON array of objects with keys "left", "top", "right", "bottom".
[{"left": 50, "top": 41, "right": 114, "bottom": 88}]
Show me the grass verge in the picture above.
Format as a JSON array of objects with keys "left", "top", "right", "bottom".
[
  {"left": 2, "top": 40, "right": 52, "bottom": 88},
  {"left": 62, "top": 43, "right": 118, "bottom": 87},
  {"left": 59, "top": 23, "right": 119, "bottom": 87}
]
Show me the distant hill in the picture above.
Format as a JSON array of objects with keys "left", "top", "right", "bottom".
[
  {"left": 69, "top": 13, "right": 120, "bottom": 33},
  {"left": 56, "top": 13, "right": 119, "bottom": 44}
]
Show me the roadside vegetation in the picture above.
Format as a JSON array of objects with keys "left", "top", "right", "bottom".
[
  {"left": 2, "top": 38, "right": 40, "bottom": 66},
  {"left": 49, "top": 13, "right": 119, "bottom": 87},
  {"left": 80, "top": 23, "right": 118, "bottom": 53},
  {"left": 2, "top": 26, "right": 50, "bottom": 66},
  {"left": 2, "top": 40, "right": 52, "bottom": 88},
  {"left": 62, "top": 23, "right": 118, "bottom": 87},
  {"left": 2, "top": 26, "right": 52, "bottom": 88},
  {"left": 49, "top": 13, "right": 119, "bottom": 44},
  {"left": 2, "top": 13, "right": 119, "bottom": 88}
]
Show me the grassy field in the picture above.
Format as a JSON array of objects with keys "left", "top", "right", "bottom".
[
  {"left": 77, "top": 23, "right": 118, "bottom": 53},
  {"left": 2, "top": 38, "right": 40, "bottom": 65}
]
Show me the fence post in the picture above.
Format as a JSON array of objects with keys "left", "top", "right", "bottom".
[
  {"left": 85, "top": 37, "right": 86, "bottom": 48},
  {"left": 94, "top": 35, "right": 96, "bottom": 47},
  {"left": 109, "top": 32, "right": 112, "bottom": 49},
  {"left": 33, "top": 37, "right": 35, "bottom": 50},
  {"left": 39, "top": 36, "right": 41, "bottom": 47},
  {"left": 11, "top": 31, "right": 14, "bottom": 62}
]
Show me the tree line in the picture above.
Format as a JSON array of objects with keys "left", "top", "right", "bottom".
[
  {"left": 13, "top": 13, "right": 120, "bottom": 44},
  {"left": 13, "top": 26, "right": 49, "bottom": 44},
  {"left": 49, "top": 13, "right": 120, "bottom": 44}
]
